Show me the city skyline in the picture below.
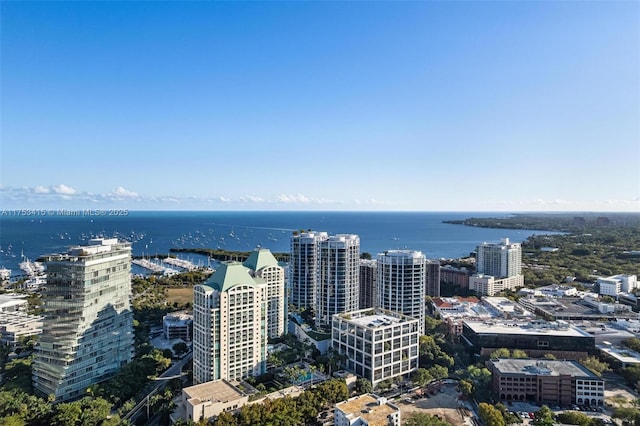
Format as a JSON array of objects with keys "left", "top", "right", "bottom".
[{"left": 1, "top": 1, "right": 638, "bottom": 212}]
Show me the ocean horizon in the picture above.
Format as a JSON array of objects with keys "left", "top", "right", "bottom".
[{"left": 0, "top": 211, "right": 561, "bottom": 277}]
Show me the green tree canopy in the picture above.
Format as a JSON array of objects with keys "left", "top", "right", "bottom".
[
  {"left": 625, "top": 338, "right": 640, "bottom": 353},
  {"left": 429, "top": 365, "right": 449, "bottom": 380},
  {"left": 52, "top": 403, "right": 82, "bottom": 426},
  {"left": 413, "top": 368, "right": 433, "bottom": 386},
  {"left": 490, "top": 348, "right": 511, "bottom": 359},
  {"left": 581, "top": 356, "right": 610, "bottom": 377},
  {"left": 556, "top": 411, "right": 598, "bottom": 426},
  {"left": 354, "top": 378, "right": 372, "bottom": 395},
  {"left": 458, "top": 380, "right": 473, "bottom": 397},
  {"left": 533, "top": 406, "right": 555, "bottom": 426},
  {"left": 405, "top": 412, "right": 452, "bottom": 426},
  {"left": 478, "top": 402, "right": 506, "bottom": 426},
  {"left": 612, "top": 407, "right": 640, "bottom": 425},
  {"left": 512, "top": 349, "right": 528, "bottom": 358},
  {"left": 172, "top": 342, "right": 189, "bottom": 357}
]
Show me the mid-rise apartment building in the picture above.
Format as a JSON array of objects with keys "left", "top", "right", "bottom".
[
  {"left": 332, "top": 309, "right": 419, "bottom": 387},
  {"left": 598, "top": 274, "right": 638, "bottom": 297}
]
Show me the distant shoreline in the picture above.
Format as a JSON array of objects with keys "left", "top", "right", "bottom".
[
  {"left": 170, "top": 247, "right": 290, "bottom": 263},
  {"left": 443, "top": 213, "right": 640, "bottom": 233}
]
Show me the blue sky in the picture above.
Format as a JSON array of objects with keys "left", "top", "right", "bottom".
[{"left": 1, "top": 1, "right": 638, "bottom": 211}]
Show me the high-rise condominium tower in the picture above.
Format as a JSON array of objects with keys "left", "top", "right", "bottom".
[
  {"left": 316, "top": 234, "right": 360, "bottom": 328},
  {"left": 359, "top": 259, "right": 377, "bottom": 309},
  {"left": 33, "top": 238, "right": 133, "bottom": 402},
  {"left": 425, "top": 259, "right": 441, "bottom": 297},
  {"left": 290, "top": 231, "right": 328, "bottom": 310},
  {"left": 193, "top": 262, "right": 268, "bottom": 384},
  {"left": 476, "top": 238, "right": 522, "bottom": 278},
  {"left": 377, "top": 250, "right": 426, "bottom": 335},
  {"left": 243, "top": 249, "right": 285, "bottom": 339}
]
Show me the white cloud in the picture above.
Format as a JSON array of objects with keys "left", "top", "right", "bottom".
[
  {"left": 112, "top": 186, "right": 139, "bottom": 198},
  {"left": 239, "top": 195, "right": 264, "bottom": 203},
  {"left": 352, "top": 198, "right": 392, "bottom": 206},
  {"left": 52, "top": 184, "right": 77, "bottom": 195},
  {"left": 4, "top": 184, "right": 635, "bottom": 211},
  {"left": 277, "top": 193, "right": 312, "bottom": 203}
]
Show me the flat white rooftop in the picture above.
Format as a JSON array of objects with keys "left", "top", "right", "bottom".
[
  {"left": 464, "top": 321, "right": 593, "bottom": 338},
  {"left": 0, "top": 312, "right": 43, "bottom": 328},
  {"left": 350, "top": 314, "right": 404, "bottom": 328},
  {"left": 490, "top": 359, "right": 599, "bottom": 378},
  {"left": 336, "top": 309, "right": 417, "bottom": 328},
  {"left": 598, "top": 345, "right": 640, "bottom": 364},
  {"left": 336, "top": 394, "right": 399, "bottom": 426},
  {"left": 183, "top": 380, "right": 245, "bottom": 405}
]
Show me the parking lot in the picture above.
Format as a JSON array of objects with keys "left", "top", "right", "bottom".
[{"left": 503, "top": 400, "right": 613, "bottom": 425}]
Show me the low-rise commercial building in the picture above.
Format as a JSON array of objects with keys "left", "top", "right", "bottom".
[
  {"left": 462, "top": 320, "right": 595, "bottom": 359},
  {"left": 487, "top": 359, "right": 605, "bottom": 406},
  {"left": 171, "top": 381, "right": 308, "bottom": 424},
  {"left": 518, "top": 296, "right": 638, "bottom": 321},
  {"left": 518, "top": 285, "right": 578, "bottom": 298},
  {"left": 176, "top": 380, "right": 248, "bottom": 423},
  {"left": 432, "top": 296, "right": 534, "bottom": 335},
  {"left": 482, "top": 297, "right": 535, "bottom": 320},
  {"left": 0, "top": 312, "right": 43, "bottom": 347},
  {"left": 597, "top": 344, "right": 640, "bottom": 369},
  {"left": 335, "top": 394, "right": 401, "bottom": 426},
  {"left": 574, "top": 322, "right": 635, "bottom": 346},
  {"left": 432, "top": 296, "right": 485, "bottom": 335},
  {"left": 163, "top": 311, "right": 193, "bottom": 341},
  {"left": 332, "top": 309, "right": 419, "bottom": 387},
  {"left": 0, "top": 294, "right": 28, "bottom": 313}
]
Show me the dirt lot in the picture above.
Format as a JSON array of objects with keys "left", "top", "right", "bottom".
[
  {"left": 605, "top": 382, "right": 639, "bottom": 408},
  {"left": 166, "top": 287, "right": 193, "bottom": 305},
  {"left": 397, "top": 384, "right": 473, "bottom": 426}
]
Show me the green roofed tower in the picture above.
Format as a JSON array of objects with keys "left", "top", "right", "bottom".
[
  {"left": 243, "top": 249, "right": 285, "bottom": 339},
  {"left": 193, "top": 248, "right": 284, "bottom": 384}
]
